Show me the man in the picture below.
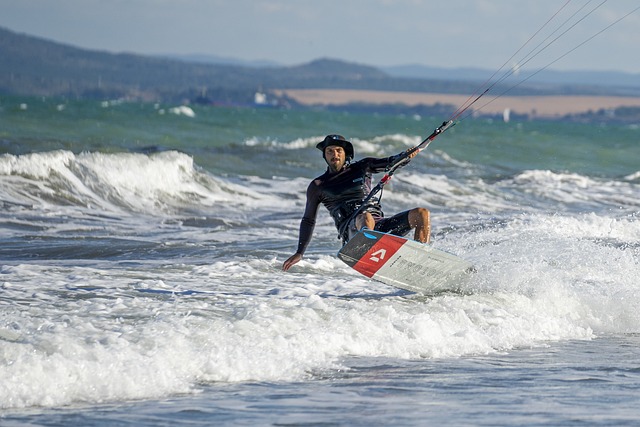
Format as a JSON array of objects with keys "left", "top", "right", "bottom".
[{"left": 282, "top": 134, "right": 431, "bottom": 272}]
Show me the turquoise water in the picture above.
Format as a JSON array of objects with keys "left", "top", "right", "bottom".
[
  {"left": 1, "top": 96, "right": 639, "bottom": 425},
  {"left": 3, "top": 96, "right": 638, "bottom": 178}
]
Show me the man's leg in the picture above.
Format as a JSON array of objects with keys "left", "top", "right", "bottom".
[
  {"left": 355, "top": 211, "right": 375, "bottom": 230},
  {"left": 408, "top": 207, "right": 430, "bottom": 243}
]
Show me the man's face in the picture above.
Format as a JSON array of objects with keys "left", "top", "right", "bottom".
[{"left": 324, "top": 145, "right": 346, "bottom": 171}]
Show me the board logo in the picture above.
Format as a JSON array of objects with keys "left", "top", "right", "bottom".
[{"left": 370, "top": 249, "right": 386, "bottom": 263}]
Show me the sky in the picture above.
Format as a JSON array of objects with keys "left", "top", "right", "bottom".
[{"left": 1, "top": 0, "right": 639, "bottom": 74}]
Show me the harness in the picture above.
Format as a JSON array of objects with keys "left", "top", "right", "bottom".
[{"left": 332, "top": 199, "right": 383, "bottom": 244}]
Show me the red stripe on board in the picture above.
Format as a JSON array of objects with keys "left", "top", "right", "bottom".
[{"left": 352, "top": 234, "right": 406, "bottom": 278}]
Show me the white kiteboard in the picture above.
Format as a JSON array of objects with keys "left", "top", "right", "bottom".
[{"left": 338, "top": 229, "right": 474, "bottom": 294}]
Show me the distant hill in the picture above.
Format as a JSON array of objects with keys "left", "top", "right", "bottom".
[
  {"left": 165, "top": 53, "right": 640, "bottom": 94},
  {"left": 0, "top": 26, "right": 266, "bottom": 103},
  {"left": 1, "top": 26, "right": 639, "bottom": 105},
  {"left": 382, "top": 64, "right": 640, "bottom": 94},
  {"left": 0, "top": 26, "right": 412, "bottom": 103},
  {"left": 162, "top": 54, "right": 280, "bottom": 69}
]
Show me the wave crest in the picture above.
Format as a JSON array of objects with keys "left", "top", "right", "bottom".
[{"left": 0, "top": 150, "right": 262, "bottom": 214}]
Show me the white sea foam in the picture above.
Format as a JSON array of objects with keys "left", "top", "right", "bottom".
[
  {"left": 245, "top": 134, "right": 420, "bottom": 157},
  {"left": 0, "top": 150, "right": 281, "bottom": 215},
  {"left": 2, "top": 209, "right": 639, "bottom": 409},
  {"left": 167, "top": 105, "right": 196, "bottom": 117},
  {"left": 625, "top": 170, "right": 640, "bottom": 181},
  {"left": 1, "top": 148, "right": 639, "bottom": 410}
]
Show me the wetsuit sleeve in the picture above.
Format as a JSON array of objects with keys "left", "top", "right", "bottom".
[
  {"left": 295, "top": 181, "right": 321, "bottom": 255},
  {"left": 366, "top": 152, "right": 411, "bottom": 173},
  {"left": 388, "top": 151, "right": 412, "bottom": 169}
]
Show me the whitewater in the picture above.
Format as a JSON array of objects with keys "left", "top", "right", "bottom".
[{"left": 1, "top": 98, "right": 639, "bottom": 425}]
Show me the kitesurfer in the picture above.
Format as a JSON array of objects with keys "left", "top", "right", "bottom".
[{"left": 282, "top": 134, "right": 431, "bottom": 272}]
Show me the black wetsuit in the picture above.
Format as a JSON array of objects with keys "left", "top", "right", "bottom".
[{"left": 295, "top": 154, "right": 411, "bottom": 255}]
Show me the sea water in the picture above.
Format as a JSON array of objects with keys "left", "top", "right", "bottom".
[{"left": 0, "top": 96, "right": 639, "bottom": 426}]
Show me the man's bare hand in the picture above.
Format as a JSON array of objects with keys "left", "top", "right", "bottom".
[{"left": 282, "top": 253, "right": 302, "bottom": 271}]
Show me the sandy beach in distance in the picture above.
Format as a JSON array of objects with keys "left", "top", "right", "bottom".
[{"left": 274, "top": 88, "right": 640, "bottom": 118}]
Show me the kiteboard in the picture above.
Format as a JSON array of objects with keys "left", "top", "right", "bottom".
[{"left": 338, "top": 229, "right": 474, "bottom": 294}]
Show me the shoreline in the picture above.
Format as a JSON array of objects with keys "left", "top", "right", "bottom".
[{"left": 274, "top": 89, "right": 640, "bottom": 118}]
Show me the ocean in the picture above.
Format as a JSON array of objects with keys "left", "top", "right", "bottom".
[{"left": 1, "top": 96, "right": 639, "bottom": 426}]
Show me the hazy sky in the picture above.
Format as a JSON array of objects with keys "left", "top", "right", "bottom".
[{"left": 2, "top": 0, "right": 639, "bottom": 73}]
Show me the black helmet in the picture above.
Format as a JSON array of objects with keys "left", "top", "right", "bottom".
[{"left": 316, "top": 134, "right": 354, "bottom": 161}]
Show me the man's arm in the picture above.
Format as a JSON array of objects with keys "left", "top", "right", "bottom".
[
  {"left": 367, "top": 149, "right": 417, "bottom": 174},
  {"left": 282, "top": 182, "right": 320, "bottom": 271}
]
